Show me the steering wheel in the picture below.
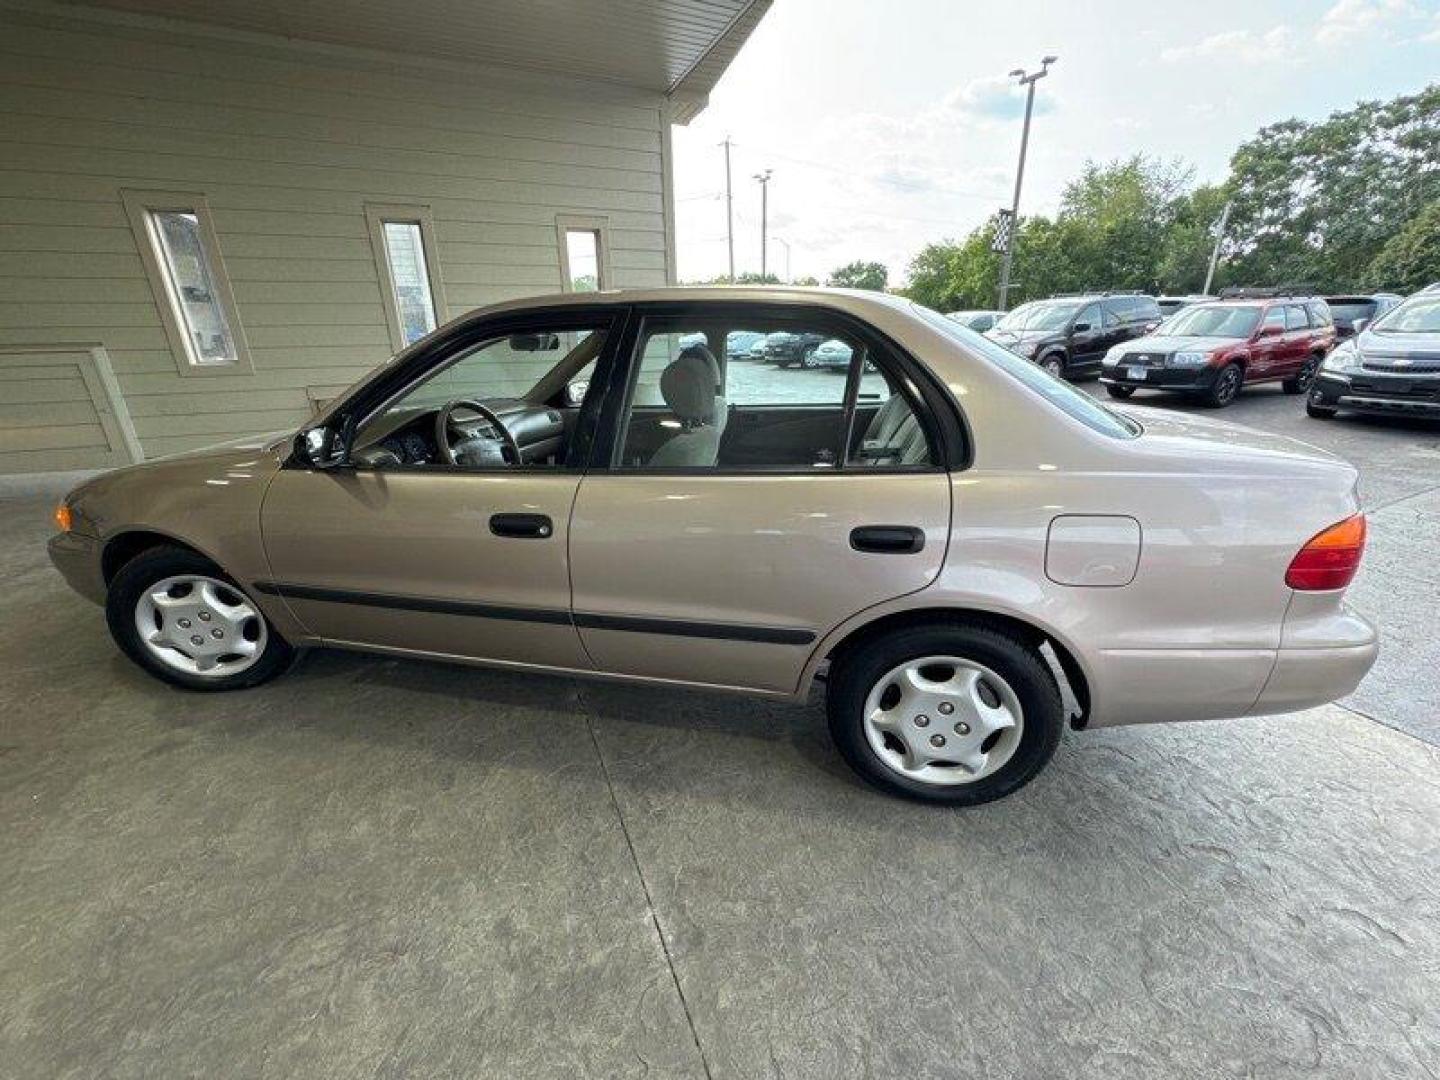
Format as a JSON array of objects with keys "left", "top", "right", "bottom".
[{"left": 434, "top": 398, "right": 521, "bottom": 466}]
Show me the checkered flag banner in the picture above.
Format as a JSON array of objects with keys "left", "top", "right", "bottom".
[{"left": 991, "top": 209, "right": 1014, "bottom": 254}]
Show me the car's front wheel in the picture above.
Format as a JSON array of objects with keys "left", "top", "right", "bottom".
[
  {"left": 1306, "top": 401, "right": 1338, "bottom": 419},
  {"left": 1203, "top": 362, "right": 1243, "bottom": 408},
  {"left": 800, "top": 346, "right": 820, "bottom": 369},
  {"left": 106, "top": 546, "right": 295, "bottom": 691},
  {"left": 1039, "top": 353, "right": 1066, "bottom": 379},
  {"left": 1105, "top": 384, "right": 1135, "bottom": 399},
  {"left": 826, "top": 622, "right": 1064, "bottom": 805}
]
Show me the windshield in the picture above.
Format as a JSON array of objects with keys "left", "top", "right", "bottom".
[
  {"left": 1159, "top": 304, "right": 1260, "bottom": 338},
  {"left": 1327, "top": 300, "right": 1378, "bottom": 323},
  {"left": 1373, "top": 296, "right": 1440, "bottom": 334},
  {"left": 995, "top": 301, "right": 1078, "bottom": 332},
  {"left": 912, "top": 303, "right": 1140, "bottom": 439}
]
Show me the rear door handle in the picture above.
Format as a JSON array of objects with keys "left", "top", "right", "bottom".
[
  {"left": 490, "top": 513, "right": 553, "bottom": 539},
  {"left": 850, "top": 525, "right": 925, "bottom": 554}
]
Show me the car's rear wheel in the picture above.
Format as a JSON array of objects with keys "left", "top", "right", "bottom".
[
  {"left": 827, "top": 623, "right": 1064, "bottom": 805},
  {"left": 1204, "top": 363, "right": 1243, "bottom": 408},
  {"left": 1105, "top": 384, "right": 1135, "bottom": 399},
  {"left": 1306, "top": 401, "right": 1338, "bottom": 419},
  {"left": 1283, "top": 354, "right": 1322, "bottom": 394},
  {"left": 106, "top": 546, "right": 295, "bottom": 691}
]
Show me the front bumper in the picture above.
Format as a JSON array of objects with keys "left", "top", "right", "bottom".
[
  {"left": 48, "top": 530, "right": 106, "bottom": 605},
  {"left": 1101, "top": 362, "right": 1218, "bottom": 391},
  {"left": 1310, "top": 371, "right": 1440, "bottom": 416}
]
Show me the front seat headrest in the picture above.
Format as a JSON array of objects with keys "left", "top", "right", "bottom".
[{"left": 660, "top": 344, "right": 721, "bottom": 425}]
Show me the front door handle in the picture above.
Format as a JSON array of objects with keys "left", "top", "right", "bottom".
[
  {"left": 850, "top": 525, "right": 925, "bottom": 554},
  {"left": 490, "top": 513, "right": 553, "bottom": 539}
]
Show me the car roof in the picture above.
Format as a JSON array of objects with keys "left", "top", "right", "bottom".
[{"left": 471, "top": 285, "right": 914, "bottom": 320}]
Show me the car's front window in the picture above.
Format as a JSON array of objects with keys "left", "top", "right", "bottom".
[
  {"left": 995, "top": 301, "right": 1078, "bottom": 332},
  {"left": 912, "top": 303, "right": 1140, "bottom": 439},
  {"left": 1161, "top": 305, "right": 1260, "bottom": 338},
  {"left": 1373, "top": 297, "right": 1440, "bottom": 334}
]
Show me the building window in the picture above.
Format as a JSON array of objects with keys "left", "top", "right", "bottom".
[
  {"left": 366, "top": 204, "right": 447, "bottom": 352},
  {"left": 122, "top": 190, "right": 252, "bottom": 377},
  {"left": 556, "top": 214, "right": 612, "bottom": 293}
]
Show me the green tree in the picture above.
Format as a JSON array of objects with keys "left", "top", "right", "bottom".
[
  {"left": 1224, "top": 85, "right": 1440, "bottom": 289},
  {"left": 827, "top": 260, "right": 889, "bottom": 290},
  {"left": 1367, "top": 200, "right": 1440, "bottom": 291}
]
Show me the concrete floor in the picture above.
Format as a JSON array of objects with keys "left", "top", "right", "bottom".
[{"left": 2, "top": 387, "right": 1439, "bottom": 1078}]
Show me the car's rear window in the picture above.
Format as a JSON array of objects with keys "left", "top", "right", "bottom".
[{"left": 912, "top": 303, "right": 1140, "bottom": 440}]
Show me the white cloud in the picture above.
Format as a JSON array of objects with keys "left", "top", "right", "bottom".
[
  {"left": 1316, "top": 0, "right": 1418, "bottom": 45},
  {"left": 1160, "top": 26, "right": 1289, "bottom": 64},
  {"left": 943, "top": 75, "right": 1056, "bottom": 122}
]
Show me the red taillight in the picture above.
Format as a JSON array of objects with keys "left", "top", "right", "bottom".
[{"left": 1285, "top": 514, "right": 1366, "bottom": 591}]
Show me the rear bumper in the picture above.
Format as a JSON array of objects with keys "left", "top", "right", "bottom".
[
  {"left": 1086, "top": 608, "right": 1378, "bottom": 727},
  {"left": 1310, "top": 372, "right": 1440, "bottom": 416},
  {"left": 47, "top": 530, "right": 106, "bottom": 605},
  {"left": 1101, "top": 364, "right": 1219, "bottom": 391}
]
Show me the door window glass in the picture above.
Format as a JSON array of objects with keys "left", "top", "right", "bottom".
[
  {"left": 1262, "top": 307, "right": 1286, "bottom": 332},
  {"left": 1284, "top": 305, "right": 1310, "bottom": 330},
  {"left": 1075, "top": 304, "right": 1102, "bottom": 331},
  {"left": 352, "top": 324, "right": 606, "bottom": 469}
]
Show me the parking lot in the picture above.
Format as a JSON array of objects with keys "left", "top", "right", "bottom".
[{"left": 2, "top": 376, "right": 1438, "bottom": 1078}]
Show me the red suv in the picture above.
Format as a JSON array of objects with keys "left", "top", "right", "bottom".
[{"left": 1100, "top": 294, "right": 1336, "bottom": 408}]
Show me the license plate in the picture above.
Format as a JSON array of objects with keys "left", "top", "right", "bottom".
[{"left": 1126, "top": 365, "right": 1147, "bottom": 380}]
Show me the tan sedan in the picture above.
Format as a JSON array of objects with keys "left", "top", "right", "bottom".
[{"left": 48, "top": 288, "right": 1378, "bottom": 804}]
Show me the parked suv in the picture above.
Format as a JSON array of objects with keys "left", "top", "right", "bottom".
[
  {"left": 1323, "top": 293, "right": 1404, "bottom": 339},
  {"left": 1308, "top": 291, "right": 1440, "bottom": 421},
  {"left": 763, "top": 330, "right": 828, "bottom": 368},
  {"left": 1101, "top": 295, "right": 1335, "bottom": 408},
  {"left": 985, "top": 293, "right": 1161, "bottom": 379}
]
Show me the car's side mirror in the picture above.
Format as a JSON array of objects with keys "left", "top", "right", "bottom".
[
  {"left": 1072, "top": 321, "right": 1092, "bottom": 333},
  {"left": 294, "top": 423, "right": 350, "bottom": 469},
  {"left": 565, "top": 379, "right": 589, "bottom": 408},
  {"left": 1259, "top": 324, "right": 1283, "bottom": 337}
]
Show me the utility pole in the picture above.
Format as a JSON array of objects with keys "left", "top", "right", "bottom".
[
  {"left": 996, "top": 55, "right": 1057, "bottom": 312},
  {"left": 721, "top": 137, "right": 735, "bottom": 282},
  {"left": 1203, "top": 200, "right": 1233, "bottom": 296},
  {"left": 753, "top": 169, "right": 772, "bottom": 279}
]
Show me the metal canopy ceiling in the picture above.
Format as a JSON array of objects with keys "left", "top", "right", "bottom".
[{"left": 57, "top": 0, "right": 771, "bottom": 120}]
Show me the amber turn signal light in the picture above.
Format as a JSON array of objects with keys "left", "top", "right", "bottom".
[
  {"left": 53, "top": 503, "right": 72, "bottom": 533},
  {"left": 1285, "top": 514, "right": 1366, "bottom": 591}
]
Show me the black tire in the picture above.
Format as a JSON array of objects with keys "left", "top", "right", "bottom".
[
  {"left": 1283, "top": 354, "right": 1322, "bottom": 395},
  {"left": 800, "top": 346, "right": 820, "bottom": 369},
  {"left": 826, "top": 622, "right": 1064, "bottom": 805},
  {"left": 1039, "top": 353, "right": 1067, "bottom": 379},
  {"left": 1105, "top": 384, "right": 1135, "bottom": 399},
  {"left": 1306, "top": 402, "right": 1338, "bottom": 419},
  {"left": 106, "top": 545, "right": 296, "bottom": 691},
  {"left": 1203, "top": 363, "right": 1243, "bottom": 408}
]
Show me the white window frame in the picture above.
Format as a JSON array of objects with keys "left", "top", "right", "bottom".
[
  {"left": 121, "top": 189, "right": 252, "bottom": 377},
  {"left": 556, "top": 213, "right": 613, "bottom": 293},
  {"left": 365, "top": 203, "right": 448, "bottom": 353}
]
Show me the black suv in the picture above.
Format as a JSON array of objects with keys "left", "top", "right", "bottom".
[
  {"left": 1308, "top": 292, "right": 1440, "bottom": 421},
  {"left": 1322, "top": 294, "right": 1404, "bottom": 339},
  {"left": 984, "top": 293, "right": 1162, "bottom": 379},
  {"left": 762, "top": 330, "right": 829, "bottom": 368}
]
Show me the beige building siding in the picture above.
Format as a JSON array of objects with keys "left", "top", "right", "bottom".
[{"left": 0, "top": 5, "right": 673, "bottom": 463}]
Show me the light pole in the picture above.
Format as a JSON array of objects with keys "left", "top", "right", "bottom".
[
  {"left": 753, "top": 169, "right": 772, "bottom": 279},
  {"left": 773, "top": 236, "right": 791, "bottom": 282},
  {"left": 1202, "top": 200, "right": 1233, "bottom": 295},
  {"left": 721, "top": 136, "right": 735, "bottom": 281},
  {"left": 996, "top": 55, "right": 1057, "bottom": 311}
]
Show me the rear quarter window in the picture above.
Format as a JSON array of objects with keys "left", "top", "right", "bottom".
[{"left": 911, "top": 303, "right": 1140, "bottom": 440}]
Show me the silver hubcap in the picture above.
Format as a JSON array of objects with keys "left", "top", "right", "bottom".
[
  {"left": 134, "top": 574, "right": 267, "bottom": 678},
  {"left": 862, "top": 656, "right": 1023, "bottom": 786},
  {"left": 1044, "top": 359, "right": 1062, "bottom": 376}
]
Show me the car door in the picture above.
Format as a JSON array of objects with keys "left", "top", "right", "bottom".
[
  {"left": 259, "top": 308, "right": 623, "bottom": 670},
  {"left": 1250, "top": 305, "right": 1287, "bottom": 378},
  {"left": 1281, "top": 304, "right": 1313, "bottom": 376},
  {"left": 567, "top": 302, "right": 953, "bottom": 694},
  {"left": 1067, "top": 303, "right": 1107, "bottom": 371}
]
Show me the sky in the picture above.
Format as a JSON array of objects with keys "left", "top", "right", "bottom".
[{"left": 671, "top": 0, "right": 1440, "bottom": 286}]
